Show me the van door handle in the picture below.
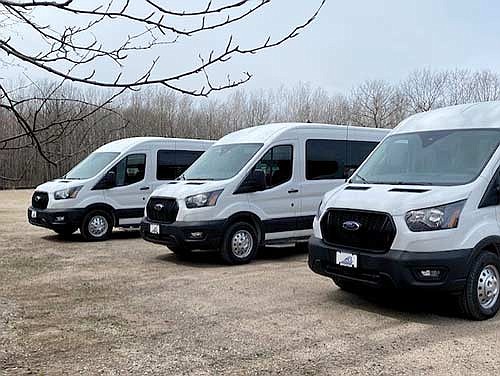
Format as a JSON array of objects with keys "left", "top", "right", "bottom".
[
  {"left": 140, "top": 186, "right": 150, "bottom": 191},
  {"left": 288, "top": 189, "right": 299, "bottom": 194}
]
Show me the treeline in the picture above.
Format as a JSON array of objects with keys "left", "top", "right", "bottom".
[{"left": 2, "top": 68, "right": 500, "bottom": 189}]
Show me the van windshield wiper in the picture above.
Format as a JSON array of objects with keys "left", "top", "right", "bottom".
[{"left": 354, "top": 174, "right": 371, "bottom": 184}]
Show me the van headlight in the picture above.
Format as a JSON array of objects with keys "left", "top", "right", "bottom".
[
  {"left": 185, "top": 190, "right": 223, "bottom": 209},
  {"left": 405, "top": 200, "right": 466, "bottom": 232},
  {"left": 54, "top": 186, "right": 83, "bottom": 200}
]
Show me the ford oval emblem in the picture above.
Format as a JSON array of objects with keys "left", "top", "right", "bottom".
[
  {"left": 342, "top": 221, "right": 361, "bottom": 231},
  {"left": 154, "top": 203, "right": 164, "bottom": 211}
]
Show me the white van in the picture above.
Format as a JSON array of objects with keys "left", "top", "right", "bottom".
[
  {"left": 309, "top": 101, "right": 500, "bottom": 320},
  {"left": 140, "top": 123, "right": 388, "bottom": 264},
  {"left": 28, "top": 137, "right": 213, "bottom": 240}
]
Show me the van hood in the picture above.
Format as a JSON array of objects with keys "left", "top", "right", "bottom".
[
  {"left": 35, "top": 178, "right": 91, "bottom": 193},
  {"left": 326, "top": 184, "right": 474, "bottom": 216},
  {"left": 152, "top": 180, "right": 228, "bottom": 199}
]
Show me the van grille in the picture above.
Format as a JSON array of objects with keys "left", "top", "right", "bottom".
[
  {"left": 321, "top": 209, "right": 396, "bottom": 253},
  {"left": 32, "top": 191, "right": 49, "bottom": 210},
  {"left": 146, "top": 198, "right": 178, "bottom": 223}
]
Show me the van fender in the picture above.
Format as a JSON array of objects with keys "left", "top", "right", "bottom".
[{"left": 460, "top": 236, "right": 500, "bottom": 278}]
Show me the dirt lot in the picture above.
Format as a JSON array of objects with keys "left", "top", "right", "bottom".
[{"left": 1, "top": 190, "right": 500, "bottom": 375}]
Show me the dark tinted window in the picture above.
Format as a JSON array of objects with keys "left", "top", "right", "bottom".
[
  {"left": 157, "top": 150, "right": 204, "bottom": 180},
  {"left": 254, "top": 145, "right": 293, "bottom": 188},
  {"left": 347, "top": 141, "right": 379, "bottom": 169},
  {"left": 306, "top": 139, "right": 346, "bottom": 180},
  {"left": 114, "top": 154, "right": 146, "bottom": 186}
]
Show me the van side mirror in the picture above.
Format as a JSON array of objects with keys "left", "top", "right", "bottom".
[
  {"left": 344, "top": 168, "right": 356, "bottom": 182},
  {"left": 235, "top": 170, "right": 266, "bottom": 194},
  {"left": 495, "top": 175, "right": 500, "bottom": 196},
  {"left": 93, "top": 171, "right": 116, "bottom": 190}
]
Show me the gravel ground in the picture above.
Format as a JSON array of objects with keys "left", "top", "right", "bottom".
[{"left": 1, "top": 189, "right": 500, "bottom": 375}]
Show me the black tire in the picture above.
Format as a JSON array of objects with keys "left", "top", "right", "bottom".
[
  {"left": 220, "top": 222, "right": 259, "bottom": 265},
  {"left": 53, "top": 227, "right": 77, "bottom": 238},
  {"left": 459, "top": 251, "right": 500, "bottom": 320},
  {"left": 80, "top": 210, "right": 114, "bottom": 241}
]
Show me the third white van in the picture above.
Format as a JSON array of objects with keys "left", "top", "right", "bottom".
[
  {"left": 141, "top": 123, "right": 388, "bottom": 264},
  {"left": 309, "top": 101, "right": 500, "bottom": 320}
]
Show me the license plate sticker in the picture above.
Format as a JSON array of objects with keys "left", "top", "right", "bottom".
[
  {"left": 31, "top": 210, "right": 37, "bottom": 219},
  {"left": 150, "top": 223, "right": 160, "bottom": 235},
  {"left": 336, "top": 251, "right": 358, "bottom": 268}
]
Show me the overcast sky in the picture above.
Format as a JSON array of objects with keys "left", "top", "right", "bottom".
[{"left": 6, "top": 0, "right": 500, "bottom": 96}]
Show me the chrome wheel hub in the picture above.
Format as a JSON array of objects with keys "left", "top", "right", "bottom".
[
  {"left": 88, "top": 215, "right": 108, "bottom": 238},
  {"left": 231, "top": 230, "right": 253, "bottom": 258},
  {"left": 477, "top": 264, "right": 499, "bottom": 310}
]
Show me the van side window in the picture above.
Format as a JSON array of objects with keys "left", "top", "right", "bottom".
[
  {"left": 347, "top": 140, "right": 379, "bottom": 171},
  {"left": 254, "top": 145, "right": 293, "bottom": 188},
  {"left": 479, "top": 168, "right": 500, "bottom": 208},
  {"left": 114, "top": 154, "right": 146, "bottom": 186},
  {"left": 306, "top": 139, "right": 346, "bottom": 180},
  {"left": 157, "top": 150, "right": 204, "bottom": 180}
]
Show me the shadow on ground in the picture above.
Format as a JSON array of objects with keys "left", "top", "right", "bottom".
[
  {"left": 155, "top": 244, "right": 308, "bottom": 268},
  {"left": 327, "top": 285, "right": 468, "bottom": 322},
  {"left": 42, "top": 229, "right": 142, "bottom": 243}
]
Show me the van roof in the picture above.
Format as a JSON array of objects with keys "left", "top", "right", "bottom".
[
  {"left": 216, "top": 123, "right": 388, "bottom": 145},
  {"left": 96, "top": 137, "right": 213, "bottom": 153},
  {"left": 395, "top": 101, "right": 500, "bottom": 134}
]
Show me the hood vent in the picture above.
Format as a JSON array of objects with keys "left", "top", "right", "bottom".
[
  {"left": 168, "top": 182, "right": 179, "bottom": 185},
  {"left": 345, "top": 186, "right": 371, "bottom": 191},
  {"left": 186, "top": 182, "right": 205, "bottom": 185},
  {"left": 389, "top": 188, "right": 430, "bottom": 193}
]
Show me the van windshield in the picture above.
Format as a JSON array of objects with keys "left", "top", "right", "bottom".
[
  {"left": 65, "top": 152, "right": 120, "bottom": 180},
  {"left": 352, "top": 129, "right": 500, "bottom": 186},
  {"left": 182, "top": 143, "right": 263, "bottom": 181}
]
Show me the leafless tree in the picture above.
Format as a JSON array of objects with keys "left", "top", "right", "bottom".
[
  {"left": 0, "top": 0, "right": 325, "bottom": 176},
  {"left": 401, "top": 68, "right": 448, "bottom": 113},
  {"left": 351, "top": 80, "right": 404, "bottom": 128}
]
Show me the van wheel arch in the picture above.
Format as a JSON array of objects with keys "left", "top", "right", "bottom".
[
  {"left": 84, "top": 203, "right": 117, "bottom": 227},
  {"left": 223, "top": 212, "right": 264, "bottom": 246},
  {"left": 470, "top": 236, "right": 500, "bottom": 259}
]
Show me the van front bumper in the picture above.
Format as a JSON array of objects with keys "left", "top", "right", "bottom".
[
  {"left": 140, "top": 217, "right": 225, "bottom": 251},
  {"left": 308, "top": 237, "right": 472, "bottom": 292},
  {"left": 28, "top": 206, "right": 85, "bottom": 231}
]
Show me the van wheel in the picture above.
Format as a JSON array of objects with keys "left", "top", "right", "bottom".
[
  {"left": 81, "top": 210, "right": 113, "bottom": 241},
  {"left": 459, "top": 252, "right": 500, "bottom": 320},
  {"left": 220, "top": 222, "right": 259, "bottom": 265}
]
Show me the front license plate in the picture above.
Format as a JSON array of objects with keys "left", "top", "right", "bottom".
[
  {"left": 31, "top": 210, "right": 37, "bottom": 219},
  {"left": 150, "top": 223, "right": 160, "bottom": 235},
  {"left": 336, "top": 251, "right": 357, "bottom": 268}
]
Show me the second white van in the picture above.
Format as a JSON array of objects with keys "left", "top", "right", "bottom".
[
  {"left": 28, "top": 137, "right": 213, "bottom": 240},
  {"left": 141, "top": 123, "right": 388, "bottom": 264}
]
